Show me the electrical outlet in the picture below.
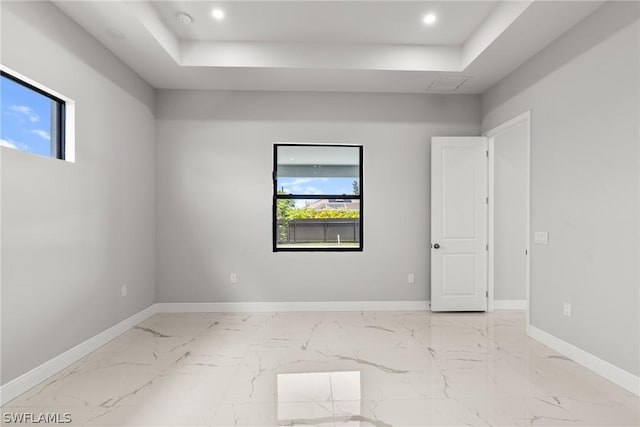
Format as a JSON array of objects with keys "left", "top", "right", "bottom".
[
  {"left": 534, "top": 232, "right": 549, "bottom": 244},
  {"left": 408, "top": 273, "right": 415, "bottom": 284},
  {"left": 230, "top": 273, "right": 238, "bottom": 284},
  {"left": 563, "top": 302, "right": 572, "bottom": 318},
  {"left": 121, "top": 285, "right": 128, "bottom": 297}
]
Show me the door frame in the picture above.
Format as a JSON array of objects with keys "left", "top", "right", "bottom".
[{"left": 483, "top": 111, "right": 531, "bottom": 330}]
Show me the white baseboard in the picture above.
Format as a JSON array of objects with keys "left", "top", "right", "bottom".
[
  {"left": 0, "top": 304, "right": 158, "bottom": 406},
  {"left": 157, "top": 300, "right": 431, "bottom": 313},
  {"left": 493, "top": 299, "right": 527, "bottom": 310},
  {"left": 528, "top": 325, "right": 640, "bottom": 396}
]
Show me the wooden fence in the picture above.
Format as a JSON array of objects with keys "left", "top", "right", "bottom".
[{"left": 277, "top": 219, "right": 360, "bottom": 244}]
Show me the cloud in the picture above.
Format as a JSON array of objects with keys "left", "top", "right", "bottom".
[
  {"left": 280, "top": 177, "right": 330, "bottom": 194},
  {"left": 32, "top": 129, "right": 50, "bottom": 140},
  {"left": 0, "top": 138, "right": 28, "bottom": 151},
  {"left": 282, "top": 184, "right": 323, "bottom": 195},
  {"left": 289, "top": 177, "right": 328, "bottom": 185},
  {"left": 10, "top": 105, "right": 39, "bottom": 122},
  {"left": 303, "top": 186, "right": 323, "bottom": 195},
  {"left": 0, "top": 139, "right": 17, "bottom": 149}
]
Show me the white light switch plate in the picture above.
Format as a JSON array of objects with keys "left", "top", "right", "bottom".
[{"left": 534, "top": 232, "right": 549, "bottom": 244}]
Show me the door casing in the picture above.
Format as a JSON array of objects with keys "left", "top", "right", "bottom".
[{"left": 483, "top": 111, "right": 531, "bottom": 330}]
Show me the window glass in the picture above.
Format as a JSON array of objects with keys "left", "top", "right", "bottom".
[
  {"left": 274, "top": 144, "right": 363, "bottom": 251},
  {"left": 276, "top": 176, "right": 360, "bottom": 196},
  {"left": 1, "top": 72, "right": 64, "bottom": 159}
]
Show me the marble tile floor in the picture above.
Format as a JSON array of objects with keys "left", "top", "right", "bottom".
[{"left": 2, "top": 310, "right": 639, "bottom": 426}]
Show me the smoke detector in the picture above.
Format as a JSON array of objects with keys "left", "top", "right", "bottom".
[{"left": 176, "top": 12, "right": 194, "bottom": 25}]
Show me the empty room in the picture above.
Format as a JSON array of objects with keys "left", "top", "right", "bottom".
[{"left": 1, "top": 1, "right": 639, "bottom": 426}]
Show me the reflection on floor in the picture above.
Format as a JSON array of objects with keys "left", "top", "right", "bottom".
[
  {"left": 3, "top": 310, "right": 639, "bottom": 426},
  {"left": 277, "top": 371, "right": 361, "bottom": 425}
]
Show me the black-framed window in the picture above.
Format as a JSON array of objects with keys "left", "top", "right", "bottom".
[
  {"left": 0, "top": 71, "right": 65, "bottom": 160},
  {"left": 273, "top": 144, "right": 363, "bottom": 252}
]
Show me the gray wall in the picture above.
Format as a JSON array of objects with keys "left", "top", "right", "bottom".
[
  {"left": 493, "top": 122, "right": 528, "bottom": 301},
  {"left": 1, "top": 1, "right": 156, "bottom": 384},
  {"left": 156, "top": 90, "right": 480, "bottom": 303},
  {"left": 482, "top": 2, "right": 640, "bottom": 376}
]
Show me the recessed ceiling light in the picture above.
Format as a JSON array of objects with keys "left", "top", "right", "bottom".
[
  {"left": 176, "top": 12, "right": 194, "bottom": 25},
  {"left": 211, "top": 8, "right": 225, "bottom": 21},
  {"left": 423, "top": 13, "right": 437, "bottom": 25}
]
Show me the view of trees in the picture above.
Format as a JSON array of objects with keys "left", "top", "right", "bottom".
[
  {"left": 277, "top": 199, "right": 359, "bottom": 220},
  {"left": 288, "top": 207, "right": 359, "bottom": 219},
  {"left": 276, "top": 194, "right": 295, "bottom": 220},
  {"left": 276, "top": 180, "right": 360, "bottom": 221}
]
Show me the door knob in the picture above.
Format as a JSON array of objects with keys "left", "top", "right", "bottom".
[{"left": 433, "top": 243, "right": 440, "bottom": 249}]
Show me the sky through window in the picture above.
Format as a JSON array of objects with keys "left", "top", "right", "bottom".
[{"left": 1, "top": 74, "right": 56, "bottom": 157}]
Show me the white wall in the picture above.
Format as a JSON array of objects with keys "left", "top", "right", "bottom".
[
  {"left": 1, "top": 1, "right": 156, "bottom": 384},
  {"left": 493, "top": 122, "right": 528, "bottom": 301},
  {"left": 482, "top": 2, "right": 640, "bottom": 376},
  {"left": 156, "top": 90, "right": 480, "bottom": 303}
]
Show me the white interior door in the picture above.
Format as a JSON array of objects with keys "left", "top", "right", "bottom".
[{"left": 431, "top": 137, "right": 488, "bottom": 312}]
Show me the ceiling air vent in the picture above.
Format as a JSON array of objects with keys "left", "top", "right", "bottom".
[{"left": 427, "top": 76, "right": 471, "bottom": 93}]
